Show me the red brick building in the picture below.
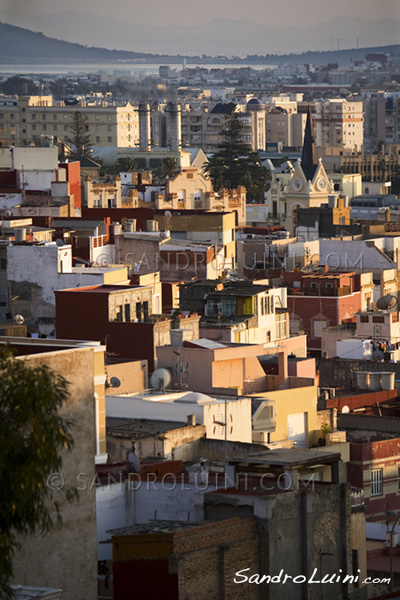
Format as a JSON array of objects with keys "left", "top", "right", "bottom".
[{"left": 282, "top": 269, "right": 365, "bottom": 353}]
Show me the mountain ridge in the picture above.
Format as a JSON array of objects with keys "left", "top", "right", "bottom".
[
  {"left": 0, "top": 10, "right": 399, "bottom": 56},
  {"left": 0, "top": 21, "right": 399, "bottom": 67}
]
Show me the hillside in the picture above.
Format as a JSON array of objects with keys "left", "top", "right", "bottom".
[{"left": 0, "top": 22, "right": 399, "bottom": 67}]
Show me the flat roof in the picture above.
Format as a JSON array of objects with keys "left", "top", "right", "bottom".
[
  {"left": 106, "top": 416, "right": 196, "bottom": 439},
  {"left": 227, "top": 448, "right": 341, "bottom": 468}
]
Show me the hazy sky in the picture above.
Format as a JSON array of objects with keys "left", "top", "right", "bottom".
[{"left": 1, "top": 0, "right": 399, "bottom": 27}]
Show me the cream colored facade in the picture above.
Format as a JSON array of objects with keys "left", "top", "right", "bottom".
[
  {"left": 181, "top": 104, "right": 265, "bottom": 152},
  {"left": 302, "top": 99, "right": 364, "bottom": 151},
  {"left": 283, "top": 158, "right": 335, "bottom": 234},
  {"left": 0, "top": 95, "right": 139, "bottom": 148},
  {"left": 251, "top": 384, "right": 319, "bottom": 448},
  {"left": 83, "top": 175, "right": 122, "bottom": 208},
  {"left": 154, "top": 167, "right": 247, "bottom": 227},
  {"left": 266, "top": 109, "right": 306, "bottom": 147}
]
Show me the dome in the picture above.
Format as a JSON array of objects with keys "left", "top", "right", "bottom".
[
  {"left": 248, "top": 98, "right": 262, "bottom": 105},
  {"left": 174, "top": 392, "right": 214, "bottom": 404}
]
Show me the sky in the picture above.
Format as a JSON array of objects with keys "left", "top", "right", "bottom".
[{"left": 1, "top": 0, "right": 399, "bottom": 28}]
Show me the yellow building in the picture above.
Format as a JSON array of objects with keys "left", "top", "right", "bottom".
[
  {"left": 0, "top": 95, "right": 139, "bottom": 148},
  {"left": 155, "top": 167, "right": 247, "bottom": 227}
]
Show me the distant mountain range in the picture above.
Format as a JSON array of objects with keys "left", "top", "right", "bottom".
[
  {"left": 0, "top": 9, "right": 399, "bottom": 57},
  {"left": 0, "top": 21, "right": 399, "bottom": 68}
]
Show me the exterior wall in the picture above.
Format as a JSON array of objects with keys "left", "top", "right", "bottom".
[
  {"left": 252, "top": 385, "right": 319, "bottom": 446},
  {"left": 0, "top": 96, "right": 139, "bottom": 148},
  {"left": 11, "top": 347, "right": 98, "bottom": 600},
  {"left": 286, "top": 293, "right": 362, "bottom": 352},
  {"left": 84, "top": 177, "right": 122, "bottom": 209},
  {"left": 106, "top": 360, "right": 148, "bottom": 394},
  {"left": 96, "top": 475, "right": 217, "bottom": 561},
  {"left": 106, "top": 394, "right": 252, "bottom": 444},
  {"left": 156, "top": 344, "right": 268, "bottom": 396},
  {"left": 112, "top": 518, "right": 260, "bottom": 600},
  {"left": 348, "top": 438, "right": 400, "bottom": 522},
  {"left": 7, "top": 244, "right": 127, "bottom": 331}
]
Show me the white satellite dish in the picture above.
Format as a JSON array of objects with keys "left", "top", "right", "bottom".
[
  {"left": 341, "top": 405, "right": 350, "bottom": 414},
  {"left": 110, "top": 377, "right": 121, "bottom": 388},
  {"left": 14, "top": 314, "right": 24, "bottom": 325},
  {"left": 150, "top": 368, "right": 172, "bottom": 391},
  {"left": 165, "top": 210, "right": 172, "bottom": 219}
]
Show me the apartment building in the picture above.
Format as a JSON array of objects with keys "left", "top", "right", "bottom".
[
  {"left": 180, "top": 101, "right": 265, "bottom": 152},
  {"left": 362, "top": 91, "right": 400, "bottom": 150},
  {"left": 0, "top": 95, "right": 139, "bottom": 147},
  {"left": 299, "top": 99, "right": 364, "bottom": 151}
]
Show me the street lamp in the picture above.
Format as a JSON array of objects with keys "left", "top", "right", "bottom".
[{"left": 387, "top": 510, "right": 400, "bottom": 592}]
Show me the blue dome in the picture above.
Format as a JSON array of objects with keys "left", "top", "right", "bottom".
[{"left": 248, "top": 98, "right": 262, "bottom": 105}]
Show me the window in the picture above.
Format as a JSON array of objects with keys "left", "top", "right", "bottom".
[
  {"left": 398, "top": 466, "right": 400, "bottom": 492},
  {"left": 373, "top": 316, "right": 384, "bottom": 323},
  {"left": 108, "top": 136, "right": 112, "bottom": 142},
  {"left": 360, "top": 315, "right": 369, "bottom": 323},
  {"left": 42, "top": 113, "right": 46, "bottom": 120},
  {"left": 32, "top": 124, "right": 36, "bottom": 131},
  {"left": 96, "top": 125, "right": 100, "bottom": 132},
  {"left": 0, "top": 258, "right": 6, "bottom": 270},
  {"left": 371, "top": 469, "right": 383, "bottom": 496},
  {"left": 310, "top": 282, "right": 318, "bottom": 289},
  {"left": 53, "top": 114, "right": 57, "bottom": 120},
  {"left": 96, "top": 136, "right": 100, "bottom": 143},
  {"left": 326, "top": 283, "right": 333, "bottom": 289}
]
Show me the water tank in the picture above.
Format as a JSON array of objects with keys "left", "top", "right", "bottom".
[
  {"left": 146, "top": 220, "right": 159, "bottom": 232},
  {"left": 356, "top": 371, "right": 370, "bottom": 390},
  {"left": 380, "top": 372, "right": 395, "bottom": 391},
  {"left": 328, "top": 194, "right": 337, "bottom": 209},
  {"left": 124, "top": 219, "right": 137, "bottom": 232},
  {"left": 369, "top": 372, "right": 381, "bottom": 391},
  {"left": 14, "top": 228, "right": 26, "bottom": 242}
]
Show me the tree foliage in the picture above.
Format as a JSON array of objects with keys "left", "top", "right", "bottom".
[
  {"left": 153, "top": 157, "right": 179, "bottom": 183},
  {"left": 66, "top": 111, "right": 92, "bottom": 157},
  {"left": 116, "top": 156, "right": 141, "bottom": 172},
  {"left": 203, "top": 112, "right": 270, "bottom": 202},
  {"left": 0, "top": 347, "right": 77, "bottom": 597}
]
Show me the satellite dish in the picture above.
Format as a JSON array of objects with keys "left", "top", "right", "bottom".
[
  {"left": 110, "top": 377, "right": 121, "bottom": 388},
  {"left": 55, "top": 238, "right": 64, "bottom": 247},
  {"left": 376, "top": 294, "right": 398, "bottom": 311},
  {"left": 373, "top": 350, "right": 384, "bottom": 361},
  {"left": 14, "top": 314, "right": 24, "bottom": 325},
  {"left": 165, "top": 210, "right": 172, "bottom": 218},
  {"left": 342, "top": 405, "right": 350, "bottom": 414},
  {"left": 150, "top": 368, "right": 172, "bottom": 391}
]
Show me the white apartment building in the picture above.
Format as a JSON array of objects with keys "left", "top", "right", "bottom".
[
  {"left": 180, "top": 101, "right": 265, "bottom": 152},
  {"left": 305, "top": 99, "right": 364, "bottom": 151},
  {"left": 0, "top": 95, "right": 139, "bottom": 148}
]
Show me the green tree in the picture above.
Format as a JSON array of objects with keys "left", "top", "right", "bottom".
[
  {"left": 153, "top": 157, "right": 179, "bottom": 183},
  {"left": 0, "top": 347, "right": 77, "bottom": 597},
  {"left": 66, "top": 111, "right": 92, "bottom": 157},
  {"left": 204, "top": 113, "right": 270, "bottom": 201},
  {"left": 116, "top": 156, "right": 141, "bottom": 172}
]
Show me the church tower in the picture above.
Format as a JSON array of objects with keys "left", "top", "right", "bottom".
[{"left": 282, "top": 107, "right": 335, "bottom": 235}]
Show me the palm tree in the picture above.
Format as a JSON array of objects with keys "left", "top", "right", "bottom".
[
  {"left": 160, "top": 157, "right": 179, "bottom": 179},
  {"left": 116, "top": 156, "right": 141, "bottom": 172}
]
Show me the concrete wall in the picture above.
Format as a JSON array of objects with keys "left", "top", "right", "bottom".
[
  {"left": 11, "top": 347, "right": 98, "bottom": 600},
  {"left": 254, "top": 385, "right": 319, "bottom": 446},
  {"left": 106, "top": 360, "right": 148, "bottom": 394}
]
